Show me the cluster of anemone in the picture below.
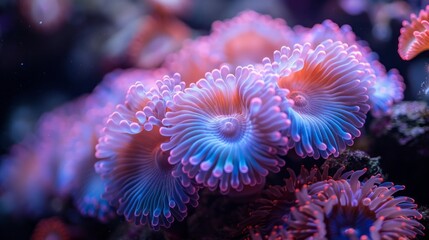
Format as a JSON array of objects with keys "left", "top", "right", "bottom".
[
  {"left": 1, "top": 8, "right": 427, "bottom": 238},
  {"left": 0, "top": 68, "right": 167, "bottom": 222},
  {"left": 0, "top": 96, "right": 89, "bottom": 216}
]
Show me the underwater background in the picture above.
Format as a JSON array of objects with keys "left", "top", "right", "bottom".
[{"left": 1, "top": 0, "right": 429, "bottom": 239}]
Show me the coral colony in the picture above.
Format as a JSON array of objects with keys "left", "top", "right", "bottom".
[{"left": 3, "top": 2, "right": 429, "bottom": 240}]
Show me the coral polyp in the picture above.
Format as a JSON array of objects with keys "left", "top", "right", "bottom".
[
  {"left": 287, "top": 169, "right": 425, "bottom": 239},
  {"left": 369, "top": 64, "right": 405, "bottom": 117},
  {"left": 398, "top": 5, "right": 429, "bottom": 60},
  {"left": 160, "top": 65, "right": 290, "bottom": 193},
  {"left": 209, "top": 10, "right": 294, "bottom": 67},
  {"left": 294, "top": 20, "right": 406, "bottom": 119},
  {"left": 95, "top": 75, "right": 199, "bottom": 230},
  {"left": 263, "top": 40, "right": 373, "bottom": 159}
]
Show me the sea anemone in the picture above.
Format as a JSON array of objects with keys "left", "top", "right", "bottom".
[
  {"left": 0, "top": 138, "right": 54, "bottom": 217},
  {"left": 262, "top": 40, "right": 373, "bottom": 159},
  {"left": 160, "top": 65, "right": 290, "bottom": 194},
  {"left": 74, "top": 171, "right": 116, "bottom": 222},
  {"left": 69, "top": 110, "right": 117, "bottom": 223},
  {"left": 127, "top": 15, "right": 190, "bottom": 68},
  {"left": 35, "top": 97, "right": 88, "bottom": 198},
  {"left": 321, "top": 149, "right": 384, "bottom": 180},
  {"left": 0, "top": 96, "right": 92, "bottom": 216},
  {"left": 209, "top": 10, "right": 295, "bottom": 67},
  {"left": 19, "top": 0, "right": 71, "bottom": 33},
  {"left": 31, "top": 217, "right": 70, "bottom": 240},
  {"left": 61, "top": 69, "right": 166, "bottom": 222},
  {"left": 164, "top": 37, "right": 222, "bottom": 87},
  {"left": 369, "top": 63, "right": 405, "bottom": 117},
  {"left": 62, "top": 69, "right": 170, "bottom": 222},
  {"left": 240, "top": 165, "right": 345, "bottom": 238},
  {"left": 293, "top": 20, "right": 357, "bottom": 47},
  {"left": 93, "top": 68, "right": 168, "bottom": 106},
  {"left": 287, "top": 169, "right": 425, "bottom": 239},
  {"left": 398, "top": 5, "right": 429, "bottom": 60},
  {"left": 95, "top": 74, "right": 199, "bottom": 230},
  {"left": 294, "top": 20, "right": 405, "bottom": 118},
  {"left": 147, "top": 0, "right": 192, "bottom": 16},
  {"left": 187, "top": 189, "right": 249, "bottom": 239}
]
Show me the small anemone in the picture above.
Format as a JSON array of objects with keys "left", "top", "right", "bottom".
[
  {"left": 294, "top": 19, "right": 404, "bottom": 119},
  {"left": 95, "top": 74, "right": 198, "bottom": 230},
  {"left": 322, "top": 149, "right": 384, "bottom": 180},
  {"left": 287, "top": 169, "right": 425, "bottom": 239},
  {"left": 163, "top": 37, "right": 222, "bottom": 87},
  {"left": 209, "top": 10, "right": 295, "bottom": 67},
  {"left": 398, "top": 5, "right": 429, "bottom": 60},
  {"left": 31, "top": 217, "right": 70, "bottom": 240},
  {"left": 263, "top": 40, "right": 374, "bottom": 159},
  {"left": 293, "top": 19, "right": 357, "bottom": 47},
  {"left": 35, "top": 96, "right": 89, "bottom": 197},
  {"left": 93, "top": 68, "right": 168, "bottom": 105},
  {"left": 127, "top": 16, "right": 190, "bottom": 68},
  {"left": 160, "top": 65, "right": 290, "bottom": 194},
  {"left": 369, "top": 64, "right": 405, "bottom": 118},
  {"left": 0, "top": 139, "right": 53, "bottom": 217},
  {"left": 19, "top": 0, "right": 71, "bottom": 33}
]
